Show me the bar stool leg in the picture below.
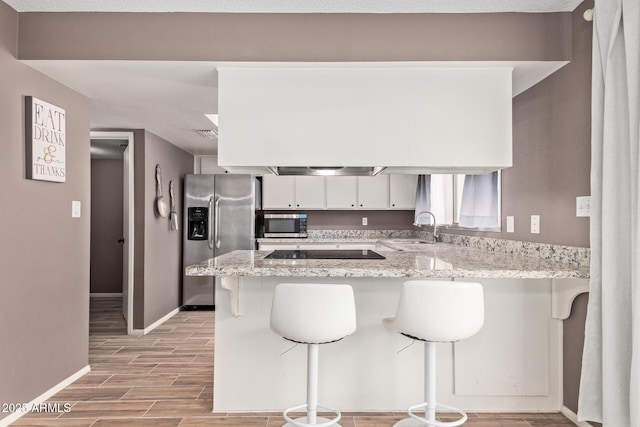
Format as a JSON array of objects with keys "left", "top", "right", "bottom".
[
  {"left": 425, "top": 341, "right": 436, "bottom": 424},
  {"left": 307, "top": 344, "right": 318, "bottom": 425}
]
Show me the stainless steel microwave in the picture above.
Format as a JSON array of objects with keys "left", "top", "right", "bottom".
[{"left": 263, "top": 214, "right": 308, "bottom": 238}]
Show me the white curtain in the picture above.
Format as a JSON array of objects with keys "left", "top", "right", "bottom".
[
  {"left": 430, "top": 174, "right": 453, "bottom": 225},
  {"left": 415, "top": 174, "right": 432, "bottom": 225},
  {"left": 578, "top": 1, "right": 640, "bottom": 425},
  {"left": 458, "top": 172, "right": 499, "bottom": 228},
  {"left": 415, "top": 174, "right": 453, "bottom": 225}
]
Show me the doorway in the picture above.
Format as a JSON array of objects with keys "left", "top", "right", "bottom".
[{"left": 90, "top": 131, "right": 135, "bottom": 335}]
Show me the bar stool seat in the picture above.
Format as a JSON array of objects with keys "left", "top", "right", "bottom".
[
  {"left": 384, "top": 280, "right": 484, "bottom": 427},
  {"left": 271, "top": 283, "right": 357, "bottom": 427}
]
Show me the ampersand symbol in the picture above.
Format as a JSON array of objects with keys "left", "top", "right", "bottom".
[{"left": 43, "top": 145, "right": 57, "bottom": 164}]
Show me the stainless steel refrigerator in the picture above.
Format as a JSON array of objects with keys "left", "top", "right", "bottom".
[{"left": 182, "top": 174, "right": 262, "bottom": 308}]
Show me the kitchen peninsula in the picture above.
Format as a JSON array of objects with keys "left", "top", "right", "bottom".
[{"left": 186, "top": 237, "right": 589, "bottom": 414}]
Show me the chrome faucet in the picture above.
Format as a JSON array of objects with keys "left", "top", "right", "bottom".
[{"left": 413, "top": 210, "right": 439, "bottom": 242}]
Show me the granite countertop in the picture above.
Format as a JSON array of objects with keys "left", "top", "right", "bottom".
[
  {"left": 186, "top": 241, "right": 590, "bottom": 279},
  {"left": 257, "top": 237, "right": 382, "bottom": 243}
]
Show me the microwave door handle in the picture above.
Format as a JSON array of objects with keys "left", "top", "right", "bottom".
[
  {"left": 208, "top": 197, "right": 214, "bottom": 250},
  {"left": 214, "top": 196, "right": 221, "bottom": 249}
]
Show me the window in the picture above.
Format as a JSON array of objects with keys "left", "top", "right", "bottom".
[{"left": 418, "top": 172, "right": 501, "bottom": 231}]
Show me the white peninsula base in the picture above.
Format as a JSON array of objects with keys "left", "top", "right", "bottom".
[{"left": 212, "top": 276, "right": 583, "bottom": 413}]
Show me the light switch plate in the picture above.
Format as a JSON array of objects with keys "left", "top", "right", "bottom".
[
  {"left": 72, "top": 201, "right": 81, "bottom": 218},
  {"left": 576, "top": 196, "right": 591, "bottom": 217},
  {"left": 530, "top": 215, "right": 540, "bottom": 234},
  {"left": 362, "top": 217, "right": 368, "bottom": 226},
  {"left": 506, "top": 216, "right": 514, "bottom": 233}
]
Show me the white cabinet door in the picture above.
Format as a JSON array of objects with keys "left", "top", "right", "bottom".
[
  {"left": 295, "top": 176, "right": 326, "bottom": 209},
  {"left": 357, "top": 176, "right": 389, "bottom": 209},
  {"left": 389, "top": 175, "right": 417, "bottom": 209},
  {"left": 197, "top": 155, "right": 228, "bottom": 174},
  {"left": 326, "top": 176, "right": 358, "bottom": 209},
  {"left": 262, "top": 175, "right": 296, "bottom": 209}
]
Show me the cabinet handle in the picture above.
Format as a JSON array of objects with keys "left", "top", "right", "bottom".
[
  {"left": 392, "top": 204, "right": 396, "bottom": 207},
  {"left": 351, "top": 204, "right": 354, "bottom": 207},
  {"left": 297, "top": 204, "right": 300, "bottom": 207},
  {"left": 360, "top": 204, "right": 363, "bottom": 207},
  {"left": 288, "top": 204, "right": 292, "bottom": 207}
]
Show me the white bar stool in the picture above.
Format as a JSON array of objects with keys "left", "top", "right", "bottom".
[
  {"left": 384, "top": 280, "right": 484, "bottom": 427},
  {"left": 271, "top": 283, "right": 357, "bottom": 427}
]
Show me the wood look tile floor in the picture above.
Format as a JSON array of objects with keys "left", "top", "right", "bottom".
[{"left": 13, "top": 297, "right": 576, "bottom": 427}]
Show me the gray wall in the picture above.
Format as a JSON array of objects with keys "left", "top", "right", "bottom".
[
  {"left": 0, "top": 1, "right": 90, "bottom": 420},
  {"left": 142, "top": 131, "right": 193, "bottom": 327},
  {"left": 16, "top": 12, "right": 570, "bottom": 62},
  {"left": 267, "top": 210, "right": 416, "bottom": 230},
  {"left": 90, "top": 159, "right": 124, "bottom": 294},
  {"left": 96, "top": 129, "right": 193, "bottom": 330},
  {"left": 449, "top": 1, "right": 593, "bottom": 249}
]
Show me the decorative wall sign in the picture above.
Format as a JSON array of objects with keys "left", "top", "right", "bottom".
[{"left": 25, "top": 96, "right": 66, "bottom": 182}]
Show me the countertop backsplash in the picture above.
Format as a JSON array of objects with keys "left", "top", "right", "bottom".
[
  {"left": 304, "top": 229, "right": 427, "bottom": 240},
  {"left": 439, "top": 233, "right": 590, "bottom": 268},
  {"left": 267, "top": 229, "right": 590, "bottom": 268}
]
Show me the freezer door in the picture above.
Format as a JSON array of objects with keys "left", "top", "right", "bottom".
[{"left": 213, "top": 174, "right": 256, "bottom": 257}]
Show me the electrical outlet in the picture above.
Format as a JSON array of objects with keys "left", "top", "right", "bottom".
[
  {"left": 362, "top": 217, "right": 368, "bottom": 226},
  {"left": 506, "top": 216, "right": 514, "bottom": 233},
  {"left": 530, "top": 215, "right": 540, "bottom": 234},
  {"left": 576, "top": 196, "right": 591, "bottom": 217}
]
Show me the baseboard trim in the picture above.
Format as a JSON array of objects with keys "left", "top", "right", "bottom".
[
  {"left": 132, "top": 307, "right": 180, "bottom": 336},
  {"left": 90, "top": 293, "right": 123, "bottom": 297},
  {"left": 0, "top": 365, "right": 90, "bottom": 427},
  {"left": 562, "top": 405, "right": 595, "bottom": 427}
]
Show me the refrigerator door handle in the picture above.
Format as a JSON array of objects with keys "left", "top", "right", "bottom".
[
  {"left": 214, "top": 196, "right": 221, "bottom": 249},
  {"left": 208, "top": 197, "right": 215, "bottom": 250}
]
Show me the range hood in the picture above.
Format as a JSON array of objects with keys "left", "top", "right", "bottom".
[
  {"left": 274, "top": 166, "right": 386, "bottom": 176},
  {"left": 218, "top": 66, "right": 515, "bottom": 175}
]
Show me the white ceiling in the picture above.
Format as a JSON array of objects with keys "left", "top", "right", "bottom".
[
  {"left": 3, "top": 0, "right": 583, "bottom": 13},
  {"left": 12, "top": 0, "right": 583, "bottom": 156},
  {"left": 25, "top": 61, "right": 220, "bottom": 155}
]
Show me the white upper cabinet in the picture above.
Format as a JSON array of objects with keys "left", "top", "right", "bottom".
[
  {"left": 218, "top": 67, "right": 512, "bottom": 174},
  {"left": 262, "top": 175, "right": 325, "bottom": 209},
  {"left": 264, "top": 174, "right": 418, "bottom": 210},
  {"left": 326, "top": 176, "right": 358, "bottom": 209},
  {"left": 357, "top": 176, "right": 389, "bottom": 209},
  {"left": 262, "top": 175, "right": 296, "bottom": 209},
  {"left": 389, "top": 175, "right": 417, "bottom": 209},
  {"left": 294, "top": 176, "right": 325, "bottom": 209}
]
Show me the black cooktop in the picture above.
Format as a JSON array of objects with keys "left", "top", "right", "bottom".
[{"left": 264, "top": 249, "right": 386, "bottom": 260}]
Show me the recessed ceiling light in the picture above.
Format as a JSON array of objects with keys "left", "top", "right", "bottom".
[{"left": 205, "top": 114, "right": 219, "bottom": 127}]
